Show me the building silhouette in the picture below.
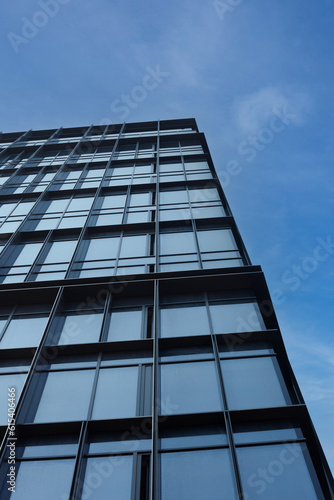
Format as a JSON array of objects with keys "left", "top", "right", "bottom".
[{"left": 0, "top": 118, "right": 332, "bottom": 499}]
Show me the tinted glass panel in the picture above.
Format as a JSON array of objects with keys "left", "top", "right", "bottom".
[
  {"left": 0, "top": 459, "right": 75, "bottom": 500},
  {"left": 210, "top": 302, "right": 265, "bottom": 334},
  {"left": 51, "top": 312, "right": 103, "bottom": 345},
  {"left": 14, "top": 243, "right": 43, "bottom": 266},
  {"left": 0, "top": 373, "right": 26, "bottom": 425},
  {"left": 92, "top": 367, "right": 139, "bottom": 419},
  {"left": 161, "top": 449, "right": 236, "bottom": 500},
  {"left": 237, "top": 444, "right": 323, "bottom": 500},
  {"left": 160, "top": 232, "right": 196, "bottom": 255},
  {"left": 221, "top": 357, "right": 289, "bottom": 410},
  {"left": 32, "top": 370, "right": 95, "bottom": 422},
  {"left": 160, "top": 305, "right": 210, "bottom": 338},
  {"left": 44, "top": 240, "right": 77, "bottom": 263},
  {"left": 85, "top": 237, "right": 119, "bottom": 261},
  {"left": 107, "top": 309, "right": 142, "bottom": 341},
  {"left": 160, "top": 362, "right": 222, "bottom": 414},
  {"left": 120, "top": 235, "right": 147, "bottom": 257},
  {"left": 0, "top": 316, "right": 48, "bottom": 349},
  {"left": 81, "top": 456, "right": 133, "bottom": 500},
  {"left": 197, "top": 229, "right": 237, "bottom": 252}
]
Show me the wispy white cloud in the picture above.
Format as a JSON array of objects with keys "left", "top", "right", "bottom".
[{"left": 231, "top": 85, "right": 314, "bottom": 136}]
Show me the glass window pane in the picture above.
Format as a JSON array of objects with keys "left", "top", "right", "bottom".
[
  {"left": 51, "top": 312, "right": 103, "bottom": 345},
  {"left": 101, "top": 194, "right": 127, "bottom": 209},
  {"left": 92, "top": 366, "right": 139, "bottom": 419},
  {"left": 44, "top": 199, "right": 69, "bottom": 213},
  {"left": 160, "top": 361, "right": 222, "bottom": 415},
  {"left": 14, "top": 243, "right": 43, "bottom": 266},
  {"left": 221, "top": 357, "right": 289, "bottom": 410},
  {"left": 67, "top": 197, "right": 94, "bottom": 211},
  {"left": 11, "top": 201, "right": 35, "bottom": 216},
  {"left": 129, "top": 192, "right": 151, "bottom": 206},
  {"left": 237, "top": 444, "right": 324, "bottom": 500},
  {"left": 0, "top": 373, "right": 26, "bottom": 425},
  {"left": 32, "top": 370, "right": 95, "bottom": 423},
  {"left": 160, "top": 305, "right": 210, "bottom": 338},
  {"left": 160, "top": 232, "right": 196, "bottom": 255},
  {"left": 189, "top": 188, "right": 219, "bottom": 202},
  {"left": 197, "top": 229, "right": 237, "bottom": 252},
  {"left": 0, "top": 316, "right": 48, "bottom": 349},
  {"left": 81, "top": 456, "right": 133, "bottom": 500},
  {"left": 192, "top": 206, "right": 225, "bottom": 219},
  {"left": 43, "top": 240, "right": 77, "bottom": 264},
  {"left": 85, "top": 237, "right": 120, "bottom": 261},
  {"left": 1, "top": 459, "right": 75, "bottom": 500},
  {"left": 0, "top": 203, "right": 16, "bottom": 217},
  {"left": 210, "top": 302, "right": 265, "bottom": 334},
  {"left": 159, "top": 190, "right": 188, "bottom": 205},
  {"left": 107, "top": 309, "right": 142, "bottom": 341},
  {"left": 0, "top": 318, "right": 7, "bottom": 334},
  {"left": 184, "top": 161, "right": 209, "bottom": 171},
  {"left": 161, "top": 449, "right": 236, "bottom": 500},
  {"left": 120, "top": 235, "right": 147, "bottom": 257}
]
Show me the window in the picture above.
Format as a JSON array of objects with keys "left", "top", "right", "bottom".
[
  {"left": 0, "top": 459, "right": 75, "bottom": 500},
  {"left": 160, "top": 361, "right": 222, "bottom": 415},
  {"left": 159, "top": 230, "right": 198, "bottom": 272},
  {"left": 30, "top": 239, "right": 77, "bottom": 281},
  {"left": 0, "top": 435, "right": 77, "bottom": 500},
  {"left": 160, "top": 449, "right": 235, "bottom": 500},
  {"left": 47, "top": 311, "right": 104, "bottom": 345},
  {"left": 80, "top": 456, "right": 133, "bottom": 500},
  {"left": 210, "top": 301, "right": 265, "bottom": 334},
  {"left": 92, "top": 366, "right": 139, "bottom": 419},
  {"left": 106, "top": 308, "right": 143, "bottom": 341},
  {"left": 0, "top": 200, "right": 35, "bottom": 234},
  {"left": 27, "top": 369, "right": 95, "bottom": 423},
  {"left": 0, "top": 242, "right": 43, "bottom": 283},
  {"left": 221, "top": 356, "right": 290, "bottom": 410},
  {"left": 160, "top": 304, "right": 210, "bottom": 338},
  {"left": 0, "top": 315, "right": 48, "bottom": 349},
  {"left": 197, "top": 228, "right": 243, "bottom": 268},
  {"left": 237, "top": 443, "right": 324, "bottom": 500},
  {"left": 90, "top": 194, "right": 126, "bottom": 227},
  {"left": 73, "top": 236, "right": 120, "bottom": 278},
  {"left": 0, "top": 373, "right": 28, "bottom": 425}
]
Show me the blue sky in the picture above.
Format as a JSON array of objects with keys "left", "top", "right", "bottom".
[{"left": 1, "top": 0, "right": 334, "bottom": 471}]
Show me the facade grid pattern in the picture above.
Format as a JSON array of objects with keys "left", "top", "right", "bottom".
[{"left": 0, "top": 118, "right": 332, "bottom": 499}]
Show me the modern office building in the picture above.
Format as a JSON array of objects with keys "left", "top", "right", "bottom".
[{"left": 0, "top": 118, "right": 332, "bottom": 499}]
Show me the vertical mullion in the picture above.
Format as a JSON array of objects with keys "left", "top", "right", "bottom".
[
  {"left": 68, "top": 421, "right": 89, "bottom": 500},
  {"left": 206, "top": 289, "right": 244, "bottom": 499},
  {"left": 150, "top": 279, "right": 159, "bottom": 500}
]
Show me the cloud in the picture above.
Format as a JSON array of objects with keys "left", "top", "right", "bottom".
[{"left": 231, "top": 85, "right": 314, "bottom": 136}]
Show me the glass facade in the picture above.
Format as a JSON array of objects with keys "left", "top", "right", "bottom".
[{"left": 0, "top": 119, "right": 332, "bottom": 499}]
